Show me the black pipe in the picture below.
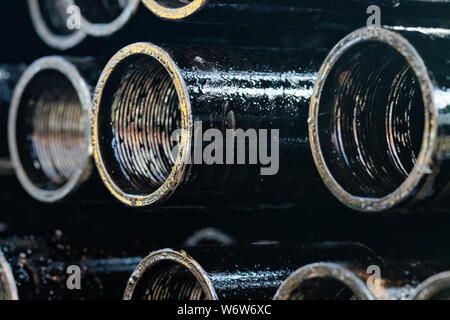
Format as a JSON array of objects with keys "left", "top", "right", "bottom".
[
  {"left": 0, "top": 235, "right": 154, "bottom": 300},
  {"left": 0, "top": 64, "right": 26, "bottom": 176},
  {"left": 183, "top": 228, "right": 236, "bottom": 247},
  {"left": 93, "top": 42, "right": 335, "bottom": 209},
  {"left": 412, "top": 271, "right": 450, "bottom": 300},
  {"left": 309, "top": 27, "right": 450, "bottom": 213},
  {"left": 8, "top": 56, "right": 105, "bottom": 203},
  {"left": 274, "top": 260, "right": 443, "bottom": 300},
  {"left": 141, "top": 0, "right": 450, "bottom": 31},
  {"left": 72, "top": 0, "right": 140, "bottom": 37},
  {"left": 27, "top": 0, "right": 87, "bottom": 50},
  {"left": 123, "top": 242, "right": 383, "bottom": 300}
]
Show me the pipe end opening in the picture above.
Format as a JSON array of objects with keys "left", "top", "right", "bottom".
[
  {"left": 94, "top": 43, "right": 190, "bottom": 207},
  {"left": 123, "top": 249, "right": 216, "bottom": 300},
  {"left": 8, "top": 57, "right": 91, "bottom": 203},
  {"left": 274, "top": 263, "right": 375, "bottom": 300},
  {"left": 73, "top": 0, "right": 140, "bottom": 37},
  {"left": 27, "top": 0, "right": 86, "bottom": 50},
  {"left": 413, "top": 272, "right": 450, "bottom": 300},
  {"left": 141, "top": 0, "right": 207, "bottom": 20},
  {"left": 0, "top": 251, "right": 18, "bottom": 300},
  {"left": 310, "top": 28, "right": 435, "bottom": 212}
]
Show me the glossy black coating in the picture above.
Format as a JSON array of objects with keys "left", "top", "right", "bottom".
[
  {"left": 400, "top": 31, "right": 450, "bottom": 211},
  {"left": 97, "top": 44, "right": 335, "bottom": 209},
  {"left": 0, "top": 235, "right": 156, "bottom": 300},
  {"left": 147, "top": 0, "right": 450, "bottom": 30},
  {"left": 0, "top": 64, "right": 25, "bottom": 173},
  {"left": 312, "top": 29, "right": 450, "bottom": 212},
  {"left": 128, "top": 242, "right": 384, "bottom": 300}
]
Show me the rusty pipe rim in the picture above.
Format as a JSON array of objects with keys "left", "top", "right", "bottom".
[
  {"left": 273, "top": 262, "right": 376, "bottom": 300},
  {"left": 27, "top": 0, "right": 86, "bottom": 50},
  {"left": 411, "top": 272, "right": 450, "bottom": 300},
  {"left": 79, "top": 0, "right": 140, "bottom": 37},
  {"left": 141, "top": 0, "right": 208, "bottom": 20},
  {"left": 0, "top": 251, "right": 18, "bottom": 300},
  {"left": 93, "top": 42, "right": 192, "bottom": 208},
  {"left": 309, "top": 27, "right": 437, "bottom": 213},
  {"left": 8, "top": 57, "right": 92, "bottom": 203},
  {"left": 123, "top": 249, "right": 218, "bottom": 300}
]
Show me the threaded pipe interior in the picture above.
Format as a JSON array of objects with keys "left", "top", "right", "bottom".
[
  {"left": 97, "top": 54, "right": 182, "bottom": 196},
  {"left": 131, "top": 260, "right": 207, "bottom": 300},
  {"left": 316, "top": 41, "right": 425, "bottom": 198},
  {"left": 15, "top": 70, "right": 86, "bottom": 191},
  {"left": 284, "top": 276, "right": 361, "bottom": 300}
]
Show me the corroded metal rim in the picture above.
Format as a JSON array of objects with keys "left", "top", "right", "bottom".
[
  {"left": 123, "top": 249, "right": 218, "bottom": 300},
  {"left": 0, "top": 250, "right": 18, "bottom": 300},
  {"left": 92, "top": 42, "right": 192, "bottom": 208},
  {"left": 81, "top": 0, "right": 140, "bottom": 37},
  {"left": 8, "top": 57, "right": 93, "bottom": 203},
  {"left": 411, "top": 271, "right": 450, "bottom": 300},
  {"left": 141, "top": 0, "right": 208, "bottom": 20},
  {"left": 273, "top": 262, "right": 376, "bottom": 300},
  {"left": 309, "top": 27, "right": 437, "bottom": 213},
  {"left": 27, "top": 0, "right": 86, "bottom": 50}
]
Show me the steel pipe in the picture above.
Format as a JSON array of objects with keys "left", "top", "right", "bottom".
[
  {"left": 309, "top": 27, "right": 450, "bottom": 213},
  {"left": 0, "top": 235, "right": 146, "bottom": 300},
  {"left": 411, "top": 271, "right": 450, "bottom": 300},
  {"left": 73, "top": 0, "right": 140, "bottom": 37},
  {"left": 8, "top": 56, "right": 102, "bottom": 203},
  {"left": 93, "top": 42, "right": 330, "bottom": 209},
  {"left": 0, "top": 65, "right": 26, "bottom": 176},
  {"left": 141, "top": 0, "right": 450, "bottom": 31},
  {"left": 274, "top": 260, "right": 441, "bottom": 300},
  {"left": 183, "top": 228, "right": 236, "bottom": 247},
  {"left": 27, "top": 0, "right": 87, "bottom": 50},
  {"left": 123, "top": 243, "right": 382, "bottom": 300}
]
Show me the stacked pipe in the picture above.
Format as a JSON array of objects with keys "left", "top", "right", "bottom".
[
  {"left": 309, "top": 27, "right": 450, "bottom": 213},
  {"left": 0, "top": 235, "right": 151, "bottom": 300},
  {"left": 91, "top": 42, "right": 330, "bottom": 209},
  {"left": 124, "top": 243, "right": 450, "bottom": 300},
  {"left": 0, "top": 64, "right": 25, "bottom": 175},
  {"left": 6, "top": 56, "right": 111, "bottom": 203},
  {"left": 0, "top": 0, "right": 449, "bottom": 302},
  {"left": 29, "top": 1, "right": 450, "bottom": 50}
]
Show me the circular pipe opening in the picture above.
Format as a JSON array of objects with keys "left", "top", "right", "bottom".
[
  {"left": 8, "top": 57, "right": 92, "bottom": 203},
  {"left": 27, "top": 0, "right": 86, "bottom": 50},
  {"left": 141, "top": 0, "right": 208, "bottom": 20},
  {"left": 274, "top": 263, "right": 376, "bottom": 300},
  {"left": 93, "top": 42, "right": 191, "bottom": 207},
  {"left": 184, "top": 228, "right": 236, "bottom": 247},
  {"left": 0, "top": 251, "right": 18, "bottom": 300},
  {"left": 123, "top": 249, "right": 217, "bottom": 300},
  {"left": 73, "top": 0, "right": 140, "bottom": 37},
  {"left": 309, "top": 28, "right": 436, "bottom": 212},
  {"left": 412, "top": 272, "right": 450, "bottom": 300}
]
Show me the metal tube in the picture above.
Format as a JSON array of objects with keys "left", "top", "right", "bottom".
[
  {"left": 411, "top": 271, "right": 450, "bottom": 300},
  {"left": 141, "top": 0, "right": 450, "bottom": 30},
  {"left": 274, "top": 260, "right": 441, "bottom": 300},
  {"left": 123, "top": 242, "right": 383, "bottom": 300},
  {"left": 0, "top": 236, "right": 147, "bottom": 300},
  {"left": 309, "top": 27, "right": 450, "bottom": 213},
  {"left": 8, "top": 56, "right": 102, "bottom": 203},
  {"left": 73, "top": 0, "right": 140, "bottom": 37},
  {"left": 183, "top": 228, "right": 236, "bottom": 247},
  {"left": 0, "top": 65, "right": 26, "bottom": 176},
  {"left": 27, "top": 0, "right": 87, "bottom": 50},
  {"left": 93, "top": 42, "right": 330, "bottom": 209}
]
